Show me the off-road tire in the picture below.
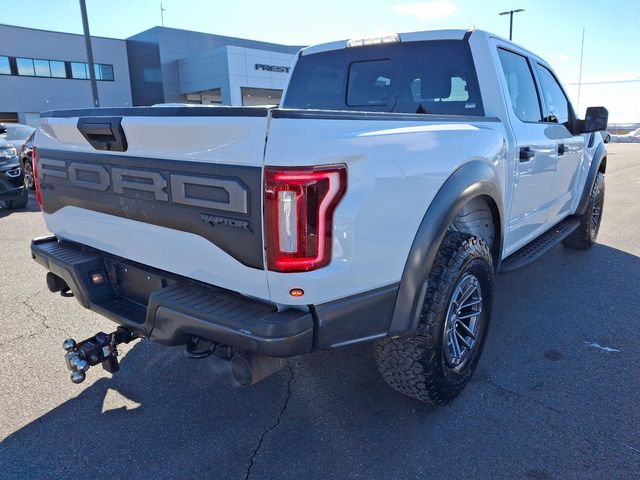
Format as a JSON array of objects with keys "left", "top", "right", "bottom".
[
  {"left": 5, "top": 188, "right": 29, "bottom": 209},
  {"left": 375, "top": 232, "right": 494, "bottom": 405},
  {"left": 562, "top": 172, "right": 604, "bottom": 249}
]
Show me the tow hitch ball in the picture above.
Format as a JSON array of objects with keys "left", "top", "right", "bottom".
[{"left": 62, "top": 327, "right": 139, "bottom": 384}]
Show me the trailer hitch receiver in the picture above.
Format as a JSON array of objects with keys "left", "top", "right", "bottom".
[{"left": 62, "top": 327, "right": 139, "bottom": 384}]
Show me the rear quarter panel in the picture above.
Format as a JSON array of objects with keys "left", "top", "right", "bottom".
[{"left": 265, "top": 115, "right": 507, "bottom": 305}]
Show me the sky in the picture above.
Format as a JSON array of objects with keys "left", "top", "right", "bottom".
[{"left": 3, "top": 0, "right": 640, "bottom": 122}]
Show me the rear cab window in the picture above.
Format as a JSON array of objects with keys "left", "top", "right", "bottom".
[{"left": 283, "top": 40, "right": 484, "bottom": 116}]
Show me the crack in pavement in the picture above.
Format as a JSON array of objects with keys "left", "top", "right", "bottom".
[
  {"left": 21, "top": 290, "right": 70, "bottom": 337},
  {"left": 0, "top": 290, "right": 68, "bottom": 347},
  {"left": 244, "top": 364, "right": 294, "bottom": 480},
  {"left": 0, "top": 330, "right": 43, "bottom": 347}
]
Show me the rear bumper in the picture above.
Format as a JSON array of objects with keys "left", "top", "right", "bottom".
[{"left": 31, "top": 237, "right": 398, "bottom": 357}]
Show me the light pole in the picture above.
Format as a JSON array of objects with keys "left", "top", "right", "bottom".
[
  {"left": 499, "top": 9, "right": 525, "bottom": 41},
  {"left": 79, "top": 0, "right": 99, "bottom": 107}
]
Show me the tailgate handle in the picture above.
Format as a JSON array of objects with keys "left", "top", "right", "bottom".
[{"left": 77, "top": 117, "right": 128, "bottom": 152}]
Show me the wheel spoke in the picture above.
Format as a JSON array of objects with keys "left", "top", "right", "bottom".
[
  {"left": 458, "top": 297, "right": 482, "bottom": 310},
  {"left": 450, "top": 329, "right": 462, "bottom": 360},
  {"left": 457, "top": 320, "right": 477, "bottom": 338},
  {"left": 457, "top": 309, "right": 481, "bottom": 320},
  {"left": 456, "top": 330, "right": 472, "bottom": 349},
  {"left": 456, "top": 284, "right": 477, "bottom": 307}
]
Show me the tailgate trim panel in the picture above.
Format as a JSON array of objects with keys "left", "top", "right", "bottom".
[{"left": 37, "top": 148, "right": 264, "bottom": 269}]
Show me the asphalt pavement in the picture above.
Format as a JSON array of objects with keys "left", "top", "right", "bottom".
[{"left": 1, "top": 144, "right": 639, "bottom": 479}]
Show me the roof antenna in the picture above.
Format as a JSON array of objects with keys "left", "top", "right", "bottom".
[
  {"left": 577, "top": 28, "right": 585, "bottom": 115},
  {"left": 160, "top": 3, "right": 166, "bottom": 26}
]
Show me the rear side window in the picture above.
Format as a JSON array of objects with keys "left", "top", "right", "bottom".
[
  {"left": 536, "top": 65, "right": 569, "bottom": 124},
  {"left": 497, "top": 48, "right": 542, "bottom": 122},
  {"left": 283, "top": 40, "right": 484, "bottom": 116}
]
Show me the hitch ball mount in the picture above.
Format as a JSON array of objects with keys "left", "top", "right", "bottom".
[{"left": 63, "top": 327, "right": 139, "bottom": 384}]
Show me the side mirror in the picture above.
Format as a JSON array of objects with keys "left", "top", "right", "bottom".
[{"left": 582, "top": 106, "right": 608, "bottom": 134}]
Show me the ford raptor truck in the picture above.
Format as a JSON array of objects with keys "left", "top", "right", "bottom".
[{"left": 29, "top": 29, "right": 608, "bottom": 404}]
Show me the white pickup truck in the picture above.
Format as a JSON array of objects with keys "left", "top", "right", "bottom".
[{"left": 30, "top": 29, "right": 608, "bottom": 404}]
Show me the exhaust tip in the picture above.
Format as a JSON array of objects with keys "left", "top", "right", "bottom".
[
  {"left": 230, "top": 353, "right": 287, "bottom": 386},
  {"left": 230, "top": 355, "right": 253, "bottom": 386},
  {"left": 46, "top": 272, "right": 69, "bottom": 293}
]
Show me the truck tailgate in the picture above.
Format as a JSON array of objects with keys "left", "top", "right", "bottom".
[{"left": 35, "top": 107, "right": 271, "bottom": 300}]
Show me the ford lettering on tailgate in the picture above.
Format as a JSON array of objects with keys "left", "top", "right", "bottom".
[{"left": 36, "top": 149, "right": 264, "bottom": 269}]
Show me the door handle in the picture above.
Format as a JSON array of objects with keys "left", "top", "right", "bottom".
[
  {"left": 558, "top": 143, "right": 566, "bottom": 156},
  {"left": 519, "top": 147, "right": 535, "bottom": 162}
]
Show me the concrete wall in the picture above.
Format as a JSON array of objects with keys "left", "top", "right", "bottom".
[{"left": 0, "top": 24, "right": 132, "bottom": 123}]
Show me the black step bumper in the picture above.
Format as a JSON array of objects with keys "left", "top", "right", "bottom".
[
  {"left": 30, "top": 237, "right": 313, "bottom": 357},
  {"left": 31, "top": 237, "right": 399, "bottom": 357}
]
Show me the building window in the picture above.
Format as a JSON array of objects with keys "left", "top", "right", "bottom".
[
  {"left": 2, "top": 56, "right": 114, "bottom": 81},
  {"left": 241, "top": 87, "right": 283, "bottom": 106},
  {"left": 71, "top": 62, "right": 88, "bottom": 79},
  {"left": 34, "top": 59, "right": 51, "bottom": 77},
  {"left": 16, "top": 58, "right": 35, "bottom": 76},
  {"left": 70, "top": 61, "right": 114, "bottom": 80},
  {"left": 96, "top": 64, "right": 114, "bottom": 81},
  {"left": 50, "top": 61, "right": 66, "bottom": 78},
  {"left": 0, "top": 56, "right": 10, "bottom": 75}
]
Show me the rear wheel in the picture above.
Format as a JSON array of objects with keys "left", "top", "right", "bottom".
[
  {"left": 562, "top": 172, "right": 604, "bottom": 249},
  {"left": 5, "top": 188, "right": 29, "bottom": 209},
  {"left": 375, "top": 232, "right": 494, "bottom": 404},
  {"left": 22, "top": 157, "right": 35, "bottom": 190}
]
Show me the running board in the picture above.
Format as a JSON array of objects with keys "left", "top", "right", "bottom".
[{"left": 500, "top": 217, "right": 581, "bottom": 273}]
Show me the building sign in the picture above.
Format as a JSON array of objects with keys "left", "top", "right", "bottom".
[{"left": 255, "top": 63, "right": 290, "bottom": 73}]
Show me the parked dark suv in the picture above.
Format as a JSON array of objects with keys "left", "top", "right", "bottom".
[{"left": 0, "top": 124, "right": 30, "bottom": 209}]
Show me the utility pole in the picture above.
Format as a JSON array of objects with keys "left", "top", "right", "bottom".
[
  {"left": 161, "top": 3, "right": 166, "bottom": 26},
  {"left": 79, "top": 0, "right": 99, "bottom": 107},
  {"left": 577, "top": 28, "right": 585, "bottom": 114},
  {"left": 499, "top": 9, "right": 525, "bottom": 41}
]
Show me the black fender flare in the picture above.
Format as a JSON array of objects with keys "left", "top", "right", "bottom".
[
  {"left": 576, "top": 142, "right": 607, "bottom": 215},
  {"left": 388, "top": 160, "right": 503, "bottom": 337}
]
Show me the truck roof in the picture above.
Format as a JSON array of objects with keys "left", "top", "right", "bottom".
[{"left": 300, "top": 29, "right": 539, "bottom": 59}]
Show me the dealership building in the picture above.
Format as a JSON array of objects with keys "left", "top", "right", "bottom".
[{"left": 0, "top": 23, "right": 303, "bottom": 125}]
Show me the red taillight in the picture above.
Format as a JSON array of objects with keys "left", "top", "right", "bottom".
[
  {"left": 264, "top": 165, "right": 347, "bottom": 272},
  {"left": 32, "top": 146, "right": 43, "bottom": 209}
]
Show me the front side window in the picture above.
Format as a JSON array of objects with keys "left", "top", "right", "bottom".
[
  {"left": 536, "top": 65, "right": 569, "bottom": 124},
  {"left": 497, "top": 48, "right": 541, "bottom": 122},
  {"left": 284, "top": 40, "right": 484, "bottom": 116}
]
